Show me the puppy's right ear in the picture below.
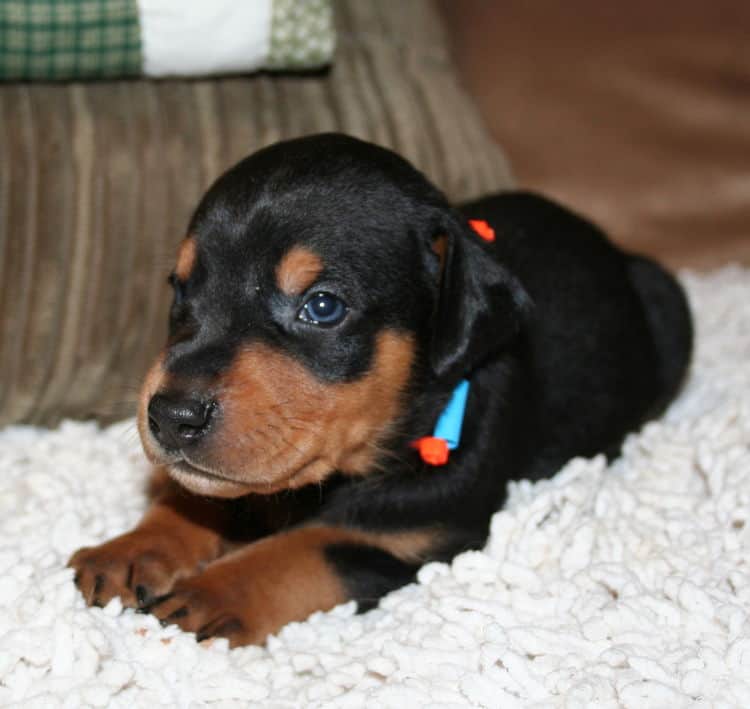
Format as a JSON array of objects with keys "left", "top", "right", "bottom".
[{"left": 428, "top": 213, "right": 532, "bottom": 382}]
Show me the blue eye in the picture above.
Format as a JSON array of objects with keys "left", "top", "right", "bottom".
[{"left": 298, "top": 292, "right": 347, "bottom": 326}]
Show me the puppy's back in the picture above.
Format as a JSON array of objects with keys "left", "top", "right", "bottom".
[
  {"left": 624, "top": 254, "right": 692, "bottom": 417},
  {"left": 460, "top": 191, "right": 692, "bottom": 471}
]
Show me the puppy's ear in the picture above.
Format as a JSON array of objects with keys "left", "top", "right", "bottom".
[{"left": 429, "top": 214, "right": 531, "bottom": 381}]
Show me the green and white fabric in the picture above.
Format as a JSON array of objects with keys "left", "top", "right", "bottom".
[
  {"left": 267, "top": 0, "right": 333, "bottom": 70},
  {"left": 0, "top": 0, "right": 335, "bottom": 80},
  {"left": 0, "top": 0, "right": 141, "bottom": 80}
]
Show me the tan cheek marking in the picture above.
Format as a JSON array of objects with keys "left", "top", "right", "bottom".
[
  {"left": 330, "top": 331, "right": 415, "bottom": 475},
  {"left": 275, "top": 246, "right": 323, "bottom": 296},
  {"left": 209, "top": 331, "right": 415, "bottom": 488},
  {"left": 211, "top": 346, "right": 326, "bottom": 488},
  {"left": 175, "top": 237, "right": 197, "bottom": 281}
]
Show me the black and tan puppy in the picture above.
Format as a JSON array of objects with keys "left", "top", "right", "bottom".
[{"left": 69, "top": 133, "right": 692, "bottom": 646}]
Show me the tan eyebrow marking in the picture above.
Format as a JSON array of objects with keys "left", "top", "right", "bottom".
[
  {"left": 174, "top": 237, "right": 197, "bottom": 281},
  {"left": 275, "top": 246, "right": 323, "bottom": 296}
]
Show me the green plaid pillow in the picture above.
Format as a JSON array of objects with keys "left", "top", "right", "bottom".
[
  {"left": 0, "top": 0, "right": 141, "bottom": 79},
  {"left": 0, "top": 0, "right": 334, "bottom": 80}
]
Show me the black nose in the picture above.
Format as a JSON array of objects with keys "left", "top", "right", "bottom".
[{"left": 147, "top": 394, "right": 214, "bottom": 451}]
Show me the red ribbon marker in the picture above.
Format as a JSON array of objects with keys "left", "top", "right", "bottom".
[
  {"left": 412, "top": 436, "right": 450, "bottom": 466},
  {"left": 468, "top": 219, "right": 495, "bottom": 242}
]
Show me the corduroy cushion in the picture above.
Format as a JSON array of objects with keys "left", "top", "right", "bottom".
[{"left": 0, "top": 0, "right": 513, "bottom": 426}]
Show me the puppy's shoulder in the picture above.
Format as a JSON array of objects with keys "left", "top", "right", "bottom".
[
  {"left": 460, "top": 190, "right": 605, "bottom": 244},
  {"left": 461, "top": 191, "right": 624, "bottom": 279}
]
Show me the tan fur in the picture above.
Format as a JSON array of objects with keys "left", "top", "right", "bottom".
[
  {"left": 174, "top": 237, "right": 197, "bottom": 281},
  {"left": 275, "top": 245, "right": 323, "bottom": 296},
  {"left": 145, "top": 524, "right": 440, "bottom": 646},
  {"left": 68, "top": 477, "right": 229, "bottom": 608},
  {"left": 203, "top": 331, "right": 415, "bottom": 494},
  {"left": 365, "top": 528, "right": 439, "bottom": 563}
]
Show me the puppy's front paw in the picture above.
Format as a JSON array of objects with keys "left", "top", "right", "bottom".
[
  {"left": 68, "top": 531, "right": 198, "bottom": 609},
  {"left": 145, "top": 574, "right": 256, "bottom": 647}
]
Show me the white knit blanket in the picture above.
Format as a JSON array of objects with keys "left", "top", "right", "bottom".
[{"left": 2, "top": 267, "right": 749, "bottom": 708}]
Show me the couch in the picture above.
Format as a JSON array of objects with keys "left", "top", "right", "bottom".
[{"left": 0, "top": 0, "right": 512, "bottom": 426}]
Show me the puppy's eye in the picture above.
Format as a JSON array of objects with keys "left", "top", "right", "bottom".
[
  {"left": 168, "top": 273, "right": 185, "bottom": 306},
  {"left": 298, "top": 292, "right": 347, "bottom": 326}
]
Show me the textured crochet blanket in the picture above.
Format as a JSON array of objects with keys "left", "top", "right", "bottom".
[{"left": 1, "top": 267, "right": 749, "bottom": 707}]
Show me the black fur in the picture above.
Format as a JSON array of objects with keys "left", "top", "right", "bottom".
[
  {"left": 324, "top": 544, "right": 421, "bottom": 612},
  {"left": 168, "top": 133, "right": 693, "bottom": 609}
]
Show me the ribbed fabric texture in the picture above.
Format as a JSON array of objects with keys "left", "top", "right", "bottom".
[{"left": 0, "top": 0, "right": 513, "bottom": 426}]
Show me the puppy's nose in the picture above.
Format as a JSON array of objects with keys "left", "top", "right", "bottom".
[{"left": 147, "top": 394, "right": 214, "bottom": 451}]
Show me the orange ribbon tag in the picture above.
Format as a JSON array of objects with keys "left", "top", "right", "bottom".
[
  {"left": 412, "top": 436, "right": 450, "bottom": 466},
  {"left": 468, "top": 219, "right": 495, "bottom": 242}
]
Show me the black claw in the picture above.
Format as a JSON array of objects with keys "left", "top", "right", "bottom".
[
  {"left": 196, "top": 617, "right": 243, "bottom": 643},
  {"left": 73, "top": 572, "right": 81, "bottom": 587},
  {"left": 140, "top": 592, "right": 172, "bottom": 613},
  {"left": 159, "top": 605, "right": 189, "bottom": 627},
  {"left": 166, "top": 606, "right": 189, "bottom": 621},
  {"left": 135, "top": 584, "right": 150, "bottom": 606},
  {"left": 93, "top": 574, "right": 104, "bottom": 595}
]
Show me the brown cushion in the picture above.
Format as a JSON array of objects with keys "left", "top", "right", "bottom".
[
  {"left": 0, "top": 0, "right": 512, "bottom": 426},
  {"left": 441, "top": 0, "right": 750, "bottom": 270}
]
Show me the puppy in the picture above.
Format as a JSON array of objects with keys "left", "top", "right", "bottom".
[{"left": 69, "top": 133, "right": 692, "bottom": 646}]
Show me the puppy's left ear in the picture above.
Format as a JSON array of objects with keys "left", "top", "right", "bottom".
[{"left": 428, "top": 213, "right": 532, "bottom": 381}]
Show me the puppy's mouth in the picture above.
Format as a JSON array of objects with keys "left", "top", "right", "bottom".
[
  {"left": 171, "top": 458, "right": 235, "bottom": 483},
  {"left": 166, "top": 457, "right": 254, "bottom": 498},
  {"left": 165, "top": 454, "right": 319, "bottom": 498}
]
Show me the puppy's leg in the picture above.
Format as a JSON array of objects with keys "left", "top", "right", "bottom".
[
  {"left": 69, "top": 479, "right": 229, "bottom": 608},
  {"left": 145, "top": 525, "right": 435, "bottom": 647}
]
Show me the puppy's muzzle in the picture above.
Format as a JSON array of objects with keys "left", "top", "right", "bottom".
[{"left": 147, "top": 393, "right": 215, "bottom": 453}]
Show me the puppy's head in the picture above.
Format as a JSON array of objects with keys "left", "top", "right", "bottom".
[{"left": 138, "top": 134, "right": 528, "bottom": 497}]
